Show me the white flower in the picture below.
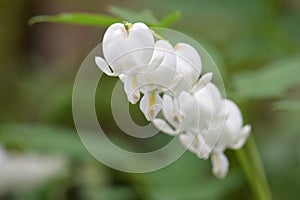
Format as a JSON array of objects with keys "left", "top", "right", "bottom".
[
  {"left": 95, "top": 22, "right": 158, "bottom": 76},
  {"left": 212, "top": 99, "right": 251, "bottom": 152},
  {"left": 199, "top": 99, "right": 251, "bottom": 178},
  {"left": 139, "top": 92, "right": 163, "bottom": 121},
  {"left": 137, "top": 40, "right": 177, "bottom": 120},
  {"left": 194, "top": 99, "right": 250, "bottom": 152},
  {"left": 196, "top": 98, "right": 250, "bottom": 178},
  {"left": 153, "top": 83, "right": 251, "bottom": 178},
  {"left": 118, "top": 40, "right": 177, "bottom": 120},
  {"left": 153, "top": 83, "right": 219, "bottom": 159},
  {"left": 178, "top": 131, "right": 211, "bottom": 159},
  {"left": 153, "top": 92, "right": 197, "bottom": 135},
  {"left": 137, "top": 40, "right": 177, "bottom": 92},
  {"left": 153, "top": 83, "right": 222, "bottom": 137},
  {"left": 120, "top": 40, "right": 176, "bottom": 98},
  {"left": 170, "top": 43, "right": 212, "bottom": 95},
  {"left": 178, "top": 83, "right": 225, "bottom": 159}
]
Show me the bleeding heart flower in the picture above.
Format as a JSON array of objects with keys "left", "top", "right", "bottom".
[{"left": 95, "top": 22, "right": 156, "bottom": 76}]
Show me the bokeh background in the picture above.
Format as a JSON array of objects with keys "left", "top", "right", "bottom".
[{"left": 1, "top": 0, "right": 300, "bottom": 199}]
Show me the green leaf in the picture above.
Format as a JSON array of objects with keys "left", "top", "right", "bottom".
[
  {"left": 158, "top": 10, "right": 181, "bottom": 27},
  {"left": 107, "top": 6, "right": 159, "bottom": 25},
  {"left": 232, "top": 57, "right": 300, "bottom": 100},
  {"left": 273, "top": 100, "right": 300, "bottom": 111},
  {"left": 28, "top": 13, "right": 121, "bottom": 27},
  {"left": 0, "top": 123, "right": 153, "bottom": 164},
  {"left": 0, "top": 124, "right": 90, "bottom": 158}
]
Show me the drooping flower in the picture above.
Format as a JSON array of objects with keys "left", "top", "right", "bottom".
[
  {"left": 212, "top": 99, "right": 251, "bottom": 152},
  {"left": 153, "top": 83, "right": 251, "bottom": 178},
  {"left": 170, "top": 43, "right": 213, "bottom": 95},
  {"left": 153, "top": 83, "right": 222, "bottom": 137},
  {"left": 205, "top": 99, "right": 251, "bottom": 178},
  {"left": 120, "top": 39, "right": 177, "bottom": 120},
  {"left": 95, "top": 22, "right": 158, "bottom": 76}
]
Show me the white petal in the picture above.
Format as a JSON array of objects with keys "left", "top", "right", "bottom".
[
  {"left": 162, "top": 94, "right": 180, "bottom": 128},
  {"left": 174, "top": 43, "right": 202, "bottom": 86},
  {"left": 121, "top": 22, "right": 155, "bottom": 74},
  {"left": 176, "top": 91, "right": 198, "bottom": 132},
  {"left": 217, "top": 99, "right": 244, "bottom": 147},
  {"left": 103, "top": 23, "right": 126, "bottom": 43},
  {"left": 140, "top": 40, "right": 177, "bottom": 86},
  {"left": 124, "top": 75, "right": 140, "bottom": 104},
  {"left": 195, "top": 134, "right": 212, "bottom": 159},
  {"left": 102, "top": 22, "right": 154, "bottom": 75},
  {"left": 152, "top": 118, "right": 178, "bottom": 136},
  {"left": 170, "top": 76, "right": 192, "bottom": 96},
  {"left": 179, "top": 132, "right": 197, "bottom": 153},
  {"left": 152, "top": 40, "right": 176, "bottom": 72},
  {"left": 168, "top": 74, "right": 190, "bottom": 96},
  {"left": 144, "top": 50, "right": 165, "bottom": 73},
  {"left": 140, "top": 92, "right": 162, "bottom": 121},
  {"left": 224, "top": 99, "right": 243, "bottom": 129},
  {"left": 119, "top": 74, "right": 127, "bottom": 82},
  {"left": 192, "top": 72, "right": 213, "bottom": 92},
  {"left": 194, "top": 83, "right": 223, "bottom": 128},
  {"left": 211, "top": 151, "right": 229, "bottom": 179},
  {"left": 134, "top": 49, "right": 165, "bottom": 92},
  {"left": 230, "top": 125, "right": 251, "bottom": 149},
  {"left": 95, "top": 56, "right": 118, "bottom": 76}
]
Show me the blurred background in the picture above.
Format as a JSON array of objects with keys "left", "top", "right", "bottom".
[{"left": 1, "top": 0, "right": 300, "bottom": 199}]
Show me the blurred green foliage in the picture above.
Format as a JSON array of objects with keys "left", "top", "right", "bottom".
[
  {"left": 1, "top": 0, "right": 300, "bottom": 199},
  {"left": 28, "top": 13, "right": 121, "bottom": 27}
]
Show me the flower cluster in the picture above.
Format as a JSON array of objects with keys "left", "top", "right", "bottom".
[{"left": 95, "top": 22, "right": 251, "bottom": 178}]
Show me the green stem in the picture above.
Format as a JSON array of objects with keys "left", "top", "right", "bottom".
[
  {"left": 247, "top": 136, "right": 273, "bottom": 199},
  {"left": 235, "top": 135, "right": 273, "bottom": 200}
]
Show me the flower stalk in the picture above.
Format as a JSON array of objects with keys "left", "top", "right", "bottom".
[{"left": 235, "top": 135, "right": 273, "bottom": 200}]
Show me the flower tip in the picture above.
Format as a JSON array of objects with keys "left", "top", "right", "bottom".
[
  {"left": 95, "top": 56, "right": 118, "bottom": 76},
  {"left": 95, "top": 56, "right": 107, "bottom": 71},
  {"left": 211, "top": 152, "right": 229, "bottom": 179},
  {"left": 196, "top": 144, "right": 211, "bottom": 159},
  {"left": 197, "top": 152, "right": 209, "bottom": 160},
  {"left": 192, "top": 72, "right": 214, "bottom": 92},
  {"left": 130, "top": 93, "right": 140, "bottom": 104},
  {"left": 95, "top": 56, "right": 102, "bottom": 64},
  {"left": 241, "top": 124, "right": 251, "bottom": 141},
  {"left": 152, "top": 118, "right": 177, "bottom": 135},
  {"left": 213, "top": 169, "right": 227, "bottom": 179},
  {"left": 205, "top": 72, "right": 213, "bottom": 81},
  {"left": 127, "top": 91, "right": 140, "bottom": 104},
  {"left": 243, "top": 124, "right": 252, "bottom": 134}
]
